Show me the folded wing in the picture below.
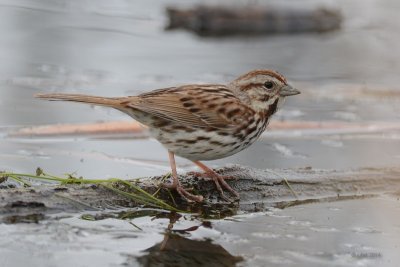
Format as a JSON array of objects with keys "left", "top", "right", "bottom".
[{"left": 123, "top": 85, "right": 254, "bottom": 129}]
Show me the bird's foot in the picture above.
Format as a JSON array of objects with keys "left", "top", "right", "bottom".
[
  {"left": 176, "top": 185, "right": 204, "bottom": 203},
  {"left": 163, "top": 181, "right": 204, "bottom": 203},
  {"left": 189, "top": 170, "right": 239, "bottom": 202},
  {"left": 211, "top": 174, "right": 240, "bottom": 202}
]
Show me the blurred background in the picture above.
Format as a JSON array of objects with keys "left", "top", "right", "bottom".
[{"left": 1, "top": 1, "right": 400, "bottom": 267}]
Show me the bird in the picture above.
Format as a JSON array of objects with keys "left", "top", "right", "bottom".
[{"left": 36, "top": 69, "right": 300, "bottom": 202}]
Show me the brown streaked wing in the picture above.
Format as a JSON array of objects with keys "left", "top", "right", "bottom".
[{"left": 123, "top": 85, "right": 253, "bottom": 129}]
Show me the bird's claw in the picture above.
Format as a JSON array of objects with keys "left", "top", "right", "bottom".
[
  {"left": 162, "top": 182, "right": 204, "bottom": 203},
  {"left": 176, "top": 186, "right": 204, "bottom": 203},
  {"left": 189, "top": 170, "right": 240, "bottom": 201}
]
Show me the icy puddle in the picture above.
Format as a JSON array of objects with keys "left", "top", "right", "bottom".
[{"left": 0, "top": 196, "right": 399, "bottom": 267}]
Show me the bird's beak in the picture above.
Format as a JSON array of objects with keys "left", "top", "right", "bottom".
[{"left": 280, "top": 85, "right": 300, "bottom": 97}]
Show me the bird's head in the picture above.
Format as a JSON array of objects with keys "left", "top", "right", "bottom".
[{"left": 229, "top": 69, "right": 300, "bottom": 115}]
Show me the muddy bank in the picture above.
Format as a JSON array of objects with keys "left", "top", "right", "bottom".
[{"left": 1, "top": 165, "right": 399, "bottom": 222}]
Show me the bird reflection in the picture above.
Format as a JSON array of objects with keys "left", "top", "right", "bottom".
[
  {"left": 136, "top": 212, "right": 243, "bottom": 267},
  {"left": 137, "top": 234, "right": 243, "bottom": 267}
]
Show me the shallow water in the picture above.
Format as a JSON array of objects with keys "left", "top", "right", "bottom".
[
  {"left": 1, "top": 197, "right": 399, "bottom": 267},
  {"left": 1, "top": 0, "right": 400, "bottom": 266}
]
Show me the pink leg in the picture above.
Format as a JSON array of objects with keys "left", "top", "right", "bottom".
[
  {"left": 193, "top": 161, "right": 240, "bottom": 200},
  {"left": 163, "top": 151, "right": 203, "bottom": 202}
]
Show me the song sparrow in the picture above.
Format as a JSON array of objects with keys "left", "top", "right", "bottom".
[{"left": 36, "top": 69, "right": 300, "bottom": 202}]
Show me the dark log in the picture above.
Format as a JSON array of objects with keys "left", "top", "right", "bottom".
[
  {"left": 166, "top": 6, "right": 342, "bottom": 36},
  {"left": 1, "top": 165, "right": 400, "bottom": 223}
]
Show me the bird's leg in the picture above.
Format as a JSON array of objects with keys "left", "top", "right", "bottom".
[
  {"left": 163, "top": 151, "right": 203, "bottom": 202},
  {"left": 165, "top": 151, "right": 178, "bottom": 188},
  {"left": 192, "top": 161, "right": 240, "bottom": 200}
]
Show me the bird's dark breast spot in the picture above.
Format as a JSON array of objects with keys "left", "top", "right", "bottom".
[
  {"left": 253, "top": 124, "right": 267, "bottom": 140},
  {"left": 197, "top": 136, "right": 210, "bottom": 141},
  {"left": 201, "top": 148, "right": 214, "bottom": 153},
  {"left": 266, "top": 99, "right": 279, "bottom": 117},
  {"left": 234, "top": 132, "right": 246, "bottom": 142},
  {"left": 224, "top": 141, "right": 238, "bottom": 147},
  {"left": 237, "top": 123, "right": 248, "bottom": 132},
  {"left": 243, "top": 140, "right": 251, "bottom": 147},
  {"left": 176, "top": 139, "right": 197, "bottom": 144},
  {"left": 245, "top": 125, "right": 258, "bottom": 136},
  {"left": 217, "top": 131, "right": 229, "bottom": 136},
  {"left": 232, "top": 144, "right": 242, "bottom": 151},
  {"left": 209, "top": 141, "right": 224, "bottom": 146}
]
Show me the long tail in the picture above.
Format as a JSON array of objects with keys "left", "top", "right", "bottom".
[{"left": 35, "top": 93, "right": 125, "bottom": 108}]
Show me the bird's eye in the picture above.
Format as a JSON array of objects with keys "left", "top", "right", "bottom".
[{"left": 264, "top": 81, "right": 274, "bottom": 89}]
